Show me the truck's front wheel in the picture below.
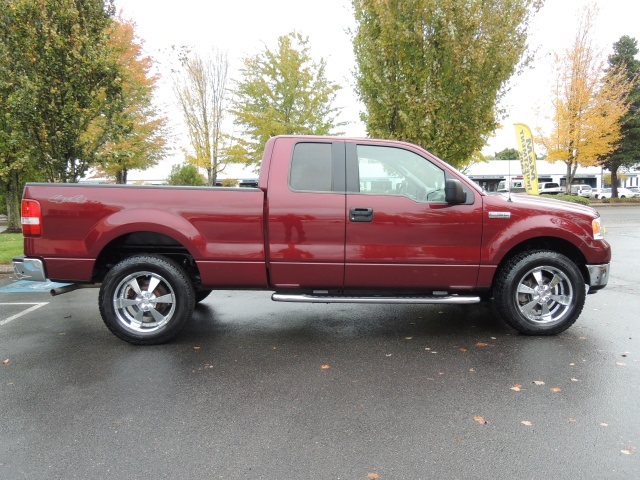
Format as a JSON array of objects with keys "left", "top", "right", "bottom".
[
  {"left": 99, "top": 255, "right": 195, "bottom": 345},
  {"left": 494, "top": 250, "right": 586, "bottom": 335}
]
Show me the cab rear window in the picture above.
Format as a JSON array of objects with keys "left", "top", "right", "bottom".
[{"left": 289, "top": 143, "right": 333, "bottom": 192}]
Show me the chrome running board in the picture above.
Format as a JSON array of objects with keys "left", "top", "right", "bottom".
[{"left": 271, "top": 293, "right": 481, "bottom": 305}]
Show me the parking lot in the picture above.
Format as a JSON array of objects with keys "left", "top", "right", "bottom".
[{"left": 1, "top": 206, "right": 638, "bottom": 479}]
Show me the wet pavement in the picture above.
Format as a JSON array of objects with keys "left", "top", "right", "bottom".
[{"left": 0, "top": 207, "right": 638, "bottom": 479}]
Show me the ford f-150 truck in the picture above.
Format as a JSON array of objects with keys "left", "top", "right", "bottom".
[{"left": 13, "top": 136, "right": 610, "bottom": 344}]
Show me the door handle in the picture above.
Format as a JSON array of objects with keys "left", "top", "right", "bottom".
[{"left": 350, "top": 207, "right": 374, "bottom": 222}]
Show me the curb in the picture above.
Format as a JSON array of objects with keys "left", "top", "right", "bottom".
[{"left": 0, "top": 264, "right": 14, "bottom": 274}]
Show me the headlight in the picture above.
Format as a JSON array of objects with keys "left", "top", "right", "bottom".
[{"left": 592, "top": 218, "right": 604, "bottom": 240}]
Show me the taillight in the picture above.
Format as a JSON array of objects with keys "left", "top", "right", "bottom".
[{"left": 21, "top": 199, "right": 42, "bottom": 236}]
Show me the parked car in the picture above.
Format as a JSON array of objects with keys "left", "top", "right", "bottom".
[
  {"left": 595, "top": 187, "right": 639, "bottom": 199},
  {"left": 570, "top": 184, "right": 593, "bottom": 197},
  {"left": 593, "top": 188, "right": 610, "bottom": 199},
  {"left": 538, "top": 182, "right": 563, "bottom": 195}
]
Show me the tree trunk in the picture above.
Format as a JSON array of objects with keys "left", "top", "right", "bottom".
[
  {"left": 3, "top": 170, "right": 23, "bottom": 233},
  {"left": 565, "top": 162, "right": 573, "bottom": 194},
  {"left": 610, "top": 167, "right": 619, "bottom": 198},
  {"left": 116, "top": 168, "right": 127, "bottom": 184}
]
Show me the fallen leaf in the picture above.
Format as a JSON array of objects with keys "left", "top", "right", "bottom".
[
  {"left": 469, "top": 368, "right": 475, "bottom": 372},
  {"left": 368, "top": 474, "right": 380, "bottom": 479},
  {"left": 193, "top": 346, "right": 201, "bottom": 350},
  {"left": 568, "top": 418, "right": 577, "bottom": 423},
  {"left": 459, "top": 348, "right": 468, "bottom": 353},
  {"left": 521, "top": 421, "right": 533, "bottom": 426},
  {"left": 579, "top": 336, "right": 587, "bottom": 340},
  {"left": 550, "top": 387, "right": 562, "bottom": 393},
  {"left": 321, "top": 364, "right": 330, "bottom": 370},
  {"left": 511, "top": 384, "right": 522, "bottom": 392},
  {"left": 438, "top": 371, "right": 446, "bottom": 375},
  {"left": 616, "top": 362, "right": 626, "bottom": 366},
  {"left": 533, "top": 381, "right": 545, "bottom": 386},
  {"left": 2, "top": 359, "right": 9, "bottom": 365},
  {"left": 473, "top": 416, "right": 488, "bottom": 424},
  {"left": 621, "top": 450, "right": 631, "bottom": 455},
  {"left": 476, "top": 342, "right": 489, "bottom": 347}
]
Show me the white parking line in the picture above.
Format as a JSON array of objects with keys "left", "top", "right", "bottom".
[{"left": 0, "top": 303, "right": 49, "bottom": 326}]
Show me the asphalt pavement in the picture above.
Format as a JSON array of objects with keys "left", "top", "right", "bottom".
[{"left": 0, "top": 207, "right": 638, "bottom": 479}]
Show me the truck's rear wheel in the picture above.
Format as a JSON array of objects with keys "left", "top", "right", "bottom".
[
  {"left": 493, "top": 250, "right": 585, "bottom": 335},
  {"left": 99, "top": 255, "right": 195, "bottom": 345}
]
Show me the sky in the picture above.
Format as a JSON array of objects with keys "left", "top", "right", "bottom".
[{"left": 118, "top": 0, "right": 640, "bottom": 180}]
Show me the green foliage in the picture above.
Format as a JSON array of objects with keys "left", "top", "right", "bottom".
[
  {"left": 494, "top": 148, "right": 520, "bottom": 160},
  {"left": 600, "top": 196, "right": 640, "bottom": 204},
  {"left": 600, "top": 36, "right": 640, "bottom": 195},
  {"left": 0, "top": 234, "right": 24, "bottom": 264},
  {"left": 166, "top": 163, "right": 207, "bottom": 186},
  {"left": 0, "top": 0, "right": 120, "bottom": 184},
  {"left": 540, "top": 194, "right": 591, "bottom": 206},
  {"left": 352, "top": 0, "right": 542, "bottom": 168},
  {"left": 230, "top": 32, "right": 343, "bottom": 165}
]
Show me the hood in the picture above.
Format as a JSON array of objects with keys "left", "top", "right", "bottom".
[{"left": 484, "top": 193, "right": 599, "bottom": 219}]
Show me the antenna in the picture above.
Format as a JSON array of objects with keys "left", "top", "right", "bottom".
[{"left": 508, "top": 158, "right": 513, "bottom": 202}]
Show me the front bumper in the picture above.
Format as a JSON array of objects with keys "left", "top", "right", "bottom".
[
  {"left": 13, "top": 257, "right": 47, "bottom": 282},
  {"left": 586, "top": 263, "right": 609, "bottom": 293}
]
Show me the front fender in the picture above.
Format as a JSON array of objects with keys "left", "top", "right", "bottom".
[{"left": 482, "top": 213, "right": 591, "bottom": 265}]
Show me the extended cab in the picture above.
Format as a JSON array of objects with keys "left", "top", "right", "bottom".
[{"left": 13, "top": 136, "right": 611, "bottom": 344}]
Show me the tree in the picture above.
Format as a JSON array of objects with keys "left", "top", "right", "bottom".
[
  {"left": 0, "top": 0, "right": 118, "bottom": 230},
  {"left": 494, "top": 148, "right": 520, "bottom": 160},
  {"left": 94, "top": 16, "right": 168, "bottom": 184},
  {"left": 0, "top": 0, "right": 120, "bottom": 184},
  {"left": 166, "top": 163, "right": 207, "bottom": 186},
  {"left": 174, "top": 49, "right": 230, "bottom": 186},
  {"left": 231, "top": 32, "right": 343, "bottom": 166},
  {"left": 538, "top": 7, "right": 632, "bottom": 193},
  {"left": 599, "top": 36, "right": 640, "bottom": 198},
  {"left": 352, "top": 0, "right": 542, "bottom": 169}
]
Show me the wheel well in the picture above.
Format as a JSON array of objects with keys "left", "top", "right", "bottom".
[
  {"left": 92, "top": 231, "right": 201, "bottom": 285},
  {"left": 493, "top": 237, "right": 589, "bottom": 289}
]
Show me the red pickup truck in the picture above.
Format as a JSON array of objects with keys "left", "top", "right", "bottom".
[{"left": 13, "top": 136, "right": 610, "bottom": 344}]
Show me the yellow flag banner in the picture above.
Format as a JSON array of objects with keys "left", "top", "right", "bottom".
[{"left": 514, "top": 123, "right": 539, "bottom": 195}]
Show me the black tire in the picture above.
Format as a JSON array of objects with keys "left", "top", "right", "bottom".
[
  {"left": 99, "top": 254, "right": 195, "bottom": 345},
  {"left": 195, "top": 290, "right": 212, "bottom": 303},
  {"left": 493, "top": 250, "right": 586, "bottom": 335}
]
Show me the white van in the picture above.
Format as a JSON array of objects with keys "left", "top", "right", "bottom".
[{"left": 570, "top": 184, "right": 592, "bottom": 197}]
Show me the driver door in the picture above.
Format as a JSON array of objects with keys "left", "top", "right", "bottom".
[{"left": 344, "top": 142, "right": 483, "bottom": 290}]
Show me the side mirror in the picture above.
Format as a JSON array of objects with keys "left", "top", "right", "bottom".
[{"left": 445, "top": 179, "right": 467, "bottom": 205}]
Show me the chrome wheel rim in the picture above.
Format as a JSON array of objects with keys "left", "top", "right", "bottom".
[
  {"left": 112, "top": 271, "right": 176, "bottom": 335},
  {"left": 515, "top": 266, "right": 573, "bottom": 325}
]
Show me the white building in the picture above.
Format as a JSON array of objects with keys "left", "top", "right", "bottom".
[{"left": 465, "top": 159, "right": 640, "bottom": 192}]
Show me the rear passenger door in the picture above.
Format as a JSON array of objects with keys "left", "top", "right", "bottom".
[{"left": 267, "top": 138, "right": 346, "bottom": 289}]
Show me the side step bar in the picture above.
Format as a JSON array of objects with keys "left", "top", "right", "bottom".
[{"left": 271, "top": 293, "right": 481, "bottom": 305}]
